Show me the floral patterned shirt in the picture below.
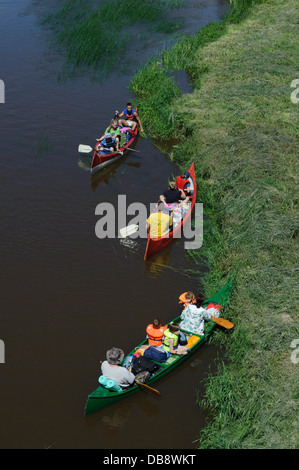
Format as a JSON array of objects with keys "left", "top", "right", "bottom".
[{"left": 180, "top": 305, "right": 211, "bottom": 334}]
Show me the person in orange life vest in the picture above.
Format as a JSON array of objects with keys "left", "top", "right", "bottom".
[
  {"left": 179, "top": 291, "right": 196, "bottom": 307},
  {"left": 176, "top": 171, "right": 192, "bottom": 196},
  {"left": 115, "top": 102, "right": 144, "bottom": 133},
  {"left": 146, "top": 318, "right": 167, "bottom": 346}
]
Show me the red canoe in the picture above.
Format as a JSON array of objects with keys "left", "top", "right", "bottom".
[
  {"left": 144, "top": 162, "right": 197, "bottom": 261},
  {"left": 91, "top": 122, "right": 139, "bottom": 175}
]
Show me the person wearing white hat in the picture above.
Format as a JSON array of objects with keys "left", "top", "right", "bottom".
[{"left": 96, "top": 132, "right": 117, "bottom": 154}]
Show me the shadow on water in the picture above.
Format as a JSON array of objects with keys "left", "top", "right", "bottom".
[{"left": 90, "top": 159, "right": 142, "bottom": 192}]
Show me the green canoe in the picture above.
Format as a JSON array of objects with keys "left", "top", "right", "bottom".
[{"left": 84, "top": 281, "right": 233, "bottom": 415}]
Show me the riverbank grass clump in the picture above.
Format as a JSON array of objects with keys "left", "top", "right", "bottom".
[
  {"left": 131, "top": 0, "right": 299, "bottom": 448},
  {"left": 40, "top": 0, "right": 185, "bottom": 78},
  {"left": 129, "top": 60, "right": 182, "bottom": 139}
]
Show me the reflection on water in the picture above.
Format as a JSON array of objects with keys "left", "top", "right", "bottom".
[
  {"left": 88, "top": 392, "right": 160, "bottom": 439},
  {"left": 78, "top": 158, "right": 91, "bottom": 172},
  {"left": 143, "top": 242, "right": 195, "bottom": 280},
  {"left": 101, "top": 405, "right": 131, "bottom": 438},
  {"left": 89, "top": 158, "right": 143, "bottom": 191},
  {"left": 190, "top": 358, "right": 203, "bottom": 369},
  {"left": 126, "top": 162, "right": 141, "bottom": 169},
  {"left": 90, "top": 163, "right": 121, "bottom": 190},
  {"left": 143, "top": 245, "right": 172, "bottom": 278}
]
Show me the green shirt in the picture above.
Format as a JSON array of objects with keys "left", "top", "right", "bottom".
[{"left": 105, "top": 126, "right": 121, "bottom": 139}]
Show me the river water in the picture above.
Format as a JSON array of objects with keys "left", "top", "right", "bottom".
[{"left": 0, "top": 0, "right": 229, "bottom": 449}]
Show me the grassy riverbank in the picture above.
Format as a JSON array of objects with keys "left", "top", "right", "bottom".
[{"left": 131, "top": 0, "right": 299, "bottom": 448}]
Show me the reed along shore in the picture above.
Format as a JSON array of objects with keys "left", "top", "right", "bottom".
[{"left": 130, "top": 0, "right": 299, "bottom": 448}]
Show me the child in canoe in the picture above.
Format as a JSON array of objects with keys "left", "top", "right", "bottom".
[
  {"left": 163, "top": 323, "right": 189, "bottom": 356},
  {"left": 96, "top": 119, "right": 121, "bottom": 153},
  {"left": 179, "top": 292, "right": 221, "bottom": 335}
]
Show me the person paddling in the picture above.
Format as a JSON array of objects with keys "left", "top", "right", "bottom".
[
  {"left": 146, "top": 201, "right": 173, "bottom": 238},
  {"left": 96, "top": 133, "right": 117, "bottom": 154},
  {"left": 115, "top": 102, "right": 144, "bottom": 133}
]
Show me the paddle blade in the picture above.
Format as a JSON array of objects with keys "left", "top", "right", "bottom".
[
  {"left": 127, "top": 147, "right": 141, "bottom": 153},
  {"left": 212, "top": 316, "right": 234, "bottom": 329},
  {"left": 78, "top": 144, "right": 93, "bottom": 153},
  {"left": 136, "top": 381, "right": 161, "bottom": 397},
  {"left": 119, "top": 224, "right": 139, "bottom": 238}
]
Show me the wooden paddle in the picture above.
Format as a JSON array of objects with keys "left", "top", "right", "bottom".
[
  {"left": 99, "top": 361, "right": 161, "bottom": 397},
  {"left": 136, "top": 381, "right": 161, "bottom": 397},
  {"left": 212, "top": 316, "right": 234, "bottom": 329}
]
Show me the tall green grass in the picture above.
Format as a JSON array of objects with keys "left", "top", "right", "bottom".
[
  {"left": 130, "top": 0, "right": 299, "bottom": 448},
  {"left": 40, "top": 0, "right": 185, "bottom": 78},
  {"left": 129, "top": 60, "right": 181, "bottom": 139}
]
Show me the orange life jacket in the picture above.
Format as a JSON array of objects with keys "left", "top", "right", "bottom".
[
  {"left": 178, "top": 292, "right": 196, "bottom": 305},
  {"left": 205, "top": 303, "right": 221, "bottom": 311},
  {"left": 176, "top": 175, "right": 188, "bottom": 192},
  {"left": 146, "top": 324, "right": 167, "bottom": 346}
]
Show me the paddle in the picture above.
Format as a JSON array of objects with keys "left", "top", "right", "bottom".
[
  {"left": 78, "top": 143, "right": 141, "bottom": 154},
  {"left": 212, "top": 316, "right": 234, "bottom": 329},
  {"left": 119, "top": 223, "right": 139, "bottom": 238},
  {"left": 135, "top": 381, "right": 161, "bottom": 397},
  {"left": 78, "top": 144, "right": 124, "bottom": 155},
  {"left": 78, "top": 144, "right": 93, "bottom": 153},
  {"left": 115, "top": 146, "right": 141, "bottom": 154}
]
